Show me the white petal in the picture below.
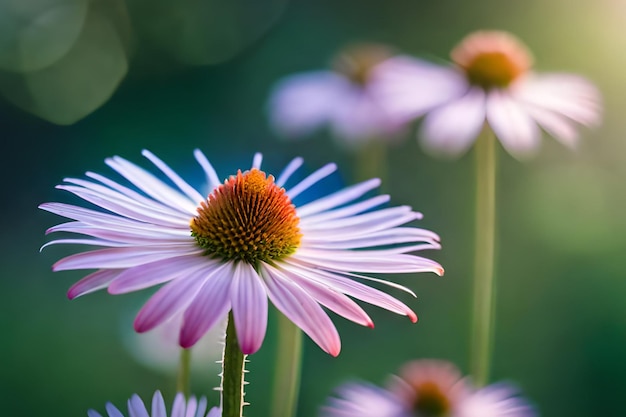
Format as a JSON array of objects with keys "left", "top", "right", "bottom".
[
  {"left": 193, "top": 149, "right": 221, "bottom": 191},
  {"left": 287, "top": 162, "right": 337, "bottom": 200},
  {"left": 275, "top": 157, "right": 304, "bottom": 187},
  {"left": 296, "top": 178, "right": 381, "bottom": 218},
  {"left": 105, "top": 156, "right": 197, "bottom": 213},
  {"left": 524, "top": 106, "right": 579, "bottom": 148},
  {"left": 252, "top": 153, "right": 263, "bottom": 170},
  {"left": 516, "top": 73, "right": 602, "bottom": 126},
  {"left": 486, "top": 90, "right": 541, "bottom": 158},
  {"left": 419, "top": 87, "right": 486, "bottom": 157},
  {"left": 299, "top": 195, "right": 389, "bottom": 226},
  {"left": 142, "top": 150, "right": 205, "bottom": 204}
]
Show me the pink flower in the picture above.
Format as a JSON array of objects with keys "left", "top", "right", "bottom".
[
  {"left": 88, "top": 391, "right": 219, "bottom": 417},
  {"left": 268, "top": 44, "right": 406, "bottom": 146},
  {"left": 388, "top": 360, "right": 470, "bottom": 417},
  {"left": 41, "top": 150, "right": 443, "bottom": 356},
  {"left": 322, "top": 360, "right": 535, "bottom": 417},
  {"left": 372, "top": 30, "right": 602, "bottom": 158}
]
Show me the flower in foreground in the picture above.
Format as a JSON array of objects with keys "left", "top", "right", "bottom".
[
  {"left": 88, "top": 391, "right": 220, "bottom": 417},
  {"left": 41, "top": 150, "right": 443, "bottom": 356},
  {"left": 321, "top": 359, "right": 536, "bottom": 417},
  {"left": 372, "top": 30, "right": 602, "bottom": 158},
  {"left": 268, "top": 43, "right": 406, "bottom": 146}
]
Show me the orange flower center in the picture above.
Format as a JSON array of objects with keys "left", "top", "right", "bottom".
[
  {"left": 412, "top": 382, "right": 451, "bottom": 417},
  {"left": 190, "top": 169, "right": 301, "bottom": 265},
  {"left": 332, "top": 43, "right": 393, "bottom": 86},
  {"left": 451, "top": 30, "right": 532, "bottom": 89}
]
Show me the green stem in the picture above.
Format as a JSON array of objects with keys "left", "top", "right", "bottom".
[
  {"left": 355, "top": 139, "right": 388, "bottom": 187},
  {"left": 176, "top": 348, "right": 191, "bottom": 396},
  {"left": 222, "top": 312, "right": 246, "bottom": 417},
  {"left": 470, "top": 129, "right": 497, "bottom": 387},
  {"left": 271, "top": 313, "right": 303, "bottom": 417}
]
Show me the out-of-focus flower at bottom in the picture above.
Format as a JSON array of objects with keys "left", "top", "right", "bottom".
[
  {"left": 321, "top": 359, "right": 536, "bottom": 417},
  {"left": 87, "top": 391, "right": 220, "bottom": 417},
  {"left": 122, "top": 312, "right": 225, "bottom": 375}
]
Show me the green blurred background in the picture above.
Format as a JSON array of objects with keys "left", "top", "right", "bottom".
[{"left": 2, "top": 0, "right": 626, "bottom": 415}]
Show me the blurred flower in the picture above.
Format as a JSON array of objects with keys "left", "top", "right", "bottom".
[
  {"left": 388, "top": 360, "right": 469, "bottom": 417},
  {"left": 41, "top": 150, "right": 443, "bottom": 356},
  {"left": 87, "top": 390, "right": 219, "bottom": 417},
  {"left": 372, "top": 30, "right": 602, "bottom": 158},
  {"left": 321, "top": 382, "right": 408, "bottom": 417},
  {"left": 458, "top": 384, "right": 536, "bottom": 417},
  {"left": 321, "top": 359, "right": 535, "bottom": 417},
  {"left": 122, "top": 311, "right": 225, "bottom": 375},
  {"left": 268, "top": 43, "right": 406, "bottom": 147}
]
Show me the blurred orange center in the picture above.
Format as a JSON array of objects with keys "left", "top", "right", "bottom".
[
  {"left": 413, "top": 382, "right": 451, "bottom": 417},
  {"left": 451, "top": 31, "right": 532, "bottom": 89},
  {"left": 191, "top": 169, "right": 301, "bottom": 264}
]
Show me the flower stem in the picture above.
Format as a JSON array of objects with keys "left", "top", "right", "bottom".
[
  {"left": 176, "top": 348, "right": 191, "bottom": 396},
  {"left": 271, "top": 313, "right": 303, "bottom": 417},
  {"left": 222, "top": 311, "right": 246, "bottom": 417},
  {"left": 470, "top": 129, "right": 497, "bottom": 387},
  {"left": 355, "top": 139, "right": 388, "bottom": 187}
]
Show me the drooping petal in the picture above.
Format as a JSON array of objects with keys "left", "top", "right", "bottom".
[
  {"left": 261, "top": 264, "right": 341, "bottom": 356},
  {"left": 67, "top": 269, "right": 121, "bottom": 299},
  {"left": 486, "top": 89, "right": 541, "bottom": 158},
  {"left": 133, "top": 269, "right": 211, "bottom": 333},
  {"left": 278, "top": 265, "right": 373, "bottom": 327},
  {"left": 419, "top": 87, "right": 486, "bottom": 157},
  {"left": 516, "top": 73, "right": 601, "bottom": 127},
  {"left": 230, "top": 262, "right": 269, "bottom": 354},
  {"left": 180, "top": 263, "right": 232, "bottom": 348},
  {"left": 282, "top": 260, "right": 418, "bottom": 322}
]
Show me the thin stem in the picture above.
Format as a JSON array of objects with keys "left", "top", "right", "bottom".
[
  {"left": 271, "top": 313, "right": 303, "bottom": 417},
  {"left": 176, "top": 348, "right": 192, "bottom": 396},
  {"left": 222, "top": 311, "right": 246, "bottom": 417},
  {"left": 355, "top": 139, "right": 388, "bottom": 187},
  {"left": 470, "top": 129, "right": 497, "bottom": 387}
]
